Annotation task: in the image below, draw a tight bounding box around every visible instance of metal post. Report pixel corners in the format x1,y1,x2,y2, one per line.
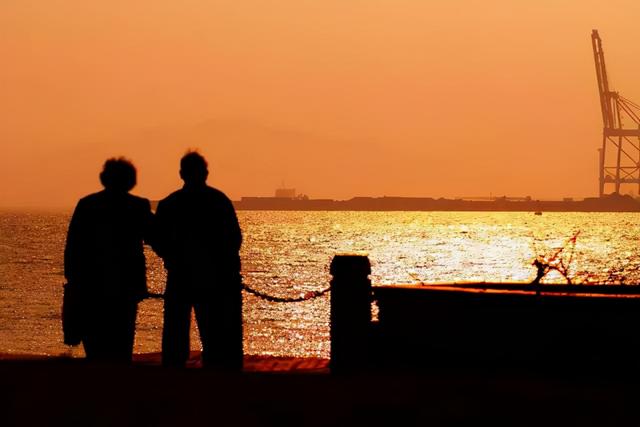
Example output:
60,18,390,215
329,254,372,373
599,147,604,197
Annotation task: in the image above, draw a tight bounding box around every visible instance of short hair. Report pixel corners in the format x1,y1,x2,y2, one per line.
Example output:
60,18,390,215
180,150,208,184
99,157,137,192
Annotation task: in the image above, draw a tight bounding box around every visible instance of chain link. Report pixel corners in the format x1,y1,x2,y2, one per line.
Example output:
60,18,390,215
241,283,331,303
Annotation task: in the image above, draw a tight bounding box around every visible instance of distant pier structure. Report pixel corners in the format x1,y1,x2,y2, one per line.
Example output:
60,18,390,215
592,30,640,197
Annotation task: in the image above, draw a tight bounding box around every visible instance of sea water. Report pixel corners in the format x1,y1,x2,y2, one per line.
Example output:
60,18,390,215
1,210,639,358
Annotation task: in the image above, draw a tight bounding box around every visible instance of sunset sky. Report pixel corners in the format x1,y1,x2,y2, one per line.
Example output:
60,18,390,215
2,1,640,208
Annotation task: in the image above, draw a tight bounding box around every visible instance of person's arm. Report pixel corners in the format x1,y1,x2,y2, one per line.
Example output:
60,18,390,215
221,196,242,278
225,197,242,253
149,199,169,260
141,198,155,248
64,200,85,283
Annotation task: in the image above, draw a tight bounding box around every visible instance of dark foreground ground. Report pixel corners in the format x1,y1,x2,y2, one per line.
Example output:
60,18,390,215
3,353,640,426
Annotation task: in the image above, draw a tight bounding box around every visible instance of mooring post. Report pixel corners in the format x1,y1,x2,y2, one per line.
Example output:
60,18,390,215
330,254,372,373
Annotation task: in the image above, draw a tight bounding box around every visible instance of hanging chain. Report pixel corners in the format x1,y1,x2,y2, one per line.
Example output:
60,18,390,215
143,283,331,303
241,283,331,303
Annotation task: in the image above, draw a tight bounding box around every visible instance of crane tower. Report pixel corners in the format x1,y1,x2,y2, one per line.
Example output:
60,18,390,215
592,30,640,196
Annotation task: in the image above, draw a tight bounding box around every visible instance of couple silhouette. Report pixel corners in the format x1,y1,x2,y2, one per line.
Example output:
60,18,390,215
64,151,243,370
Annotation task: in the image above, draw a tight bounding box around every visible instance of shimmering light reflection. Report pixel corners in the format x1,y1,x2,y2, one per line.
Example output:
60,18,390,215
239,211,640,357
1,211,640,358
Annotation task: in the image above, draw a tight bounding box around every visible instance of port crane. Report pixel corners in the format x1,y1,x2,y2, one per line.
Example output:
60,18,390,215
592,30,640,196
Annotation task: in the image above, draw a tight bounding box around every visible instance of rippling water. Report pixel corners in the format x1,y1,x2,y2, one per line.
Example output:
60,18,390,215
1,210,639,358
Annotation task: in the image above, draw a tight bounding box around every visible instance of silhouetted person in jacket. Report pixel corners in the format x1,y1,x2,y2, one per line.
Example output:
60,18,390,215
64,158,153,362
153,151,243,370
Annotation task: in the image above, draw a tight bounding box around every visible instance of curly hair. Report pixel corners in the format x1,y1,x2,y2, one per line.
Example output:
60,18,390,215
99,157,137,192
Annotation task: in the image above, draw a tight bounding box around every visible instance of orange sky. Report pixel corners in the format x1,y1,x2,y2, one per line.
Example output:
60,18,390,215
2,1,640,208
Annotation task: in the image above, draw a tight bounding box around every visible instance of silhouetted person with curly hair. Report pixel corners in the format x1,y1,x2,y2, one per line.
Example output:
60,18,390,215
64,158,153,362
153,151,243,370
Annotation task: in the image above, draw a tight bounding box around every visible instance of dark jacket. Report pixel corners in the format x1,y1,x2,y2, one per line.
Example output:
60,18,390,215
64,190,153,300
153,185,242,293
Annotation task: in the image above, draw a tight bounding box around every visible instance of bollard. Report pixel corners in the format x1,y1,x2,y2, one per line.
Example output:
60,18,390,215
330,254,372,373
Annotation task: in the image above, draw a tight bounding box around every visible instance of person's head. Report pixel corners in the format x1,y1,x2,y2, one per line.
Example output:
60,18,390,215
99,157,137,193
180,150,209,186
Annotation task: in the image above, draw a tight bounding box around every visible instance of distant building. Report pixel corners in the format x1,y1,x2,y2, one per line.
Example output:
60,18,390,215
275,188,296,199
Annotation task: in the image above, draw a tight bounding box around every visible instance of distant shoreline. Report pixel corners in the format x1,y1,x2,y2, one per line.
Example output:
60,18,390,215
226,193,640,213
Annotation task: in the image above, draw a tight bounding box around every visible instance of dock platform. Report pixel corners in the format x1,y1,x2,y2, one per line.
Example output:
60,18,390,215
3,352,640,426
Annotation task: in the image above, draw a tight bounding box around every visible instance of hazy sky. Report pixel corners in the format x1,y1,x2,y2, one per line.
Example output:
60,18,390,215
2,1,640,208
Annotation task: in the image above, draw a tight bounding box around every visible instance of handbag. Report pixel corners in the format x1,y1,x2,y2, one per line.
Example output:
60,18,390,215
61,282,84,346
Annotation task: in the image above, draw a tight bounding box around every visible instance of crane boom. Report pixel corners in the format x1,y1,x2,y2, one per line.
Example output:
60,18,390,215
592,31,614,129
591,30,640,196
